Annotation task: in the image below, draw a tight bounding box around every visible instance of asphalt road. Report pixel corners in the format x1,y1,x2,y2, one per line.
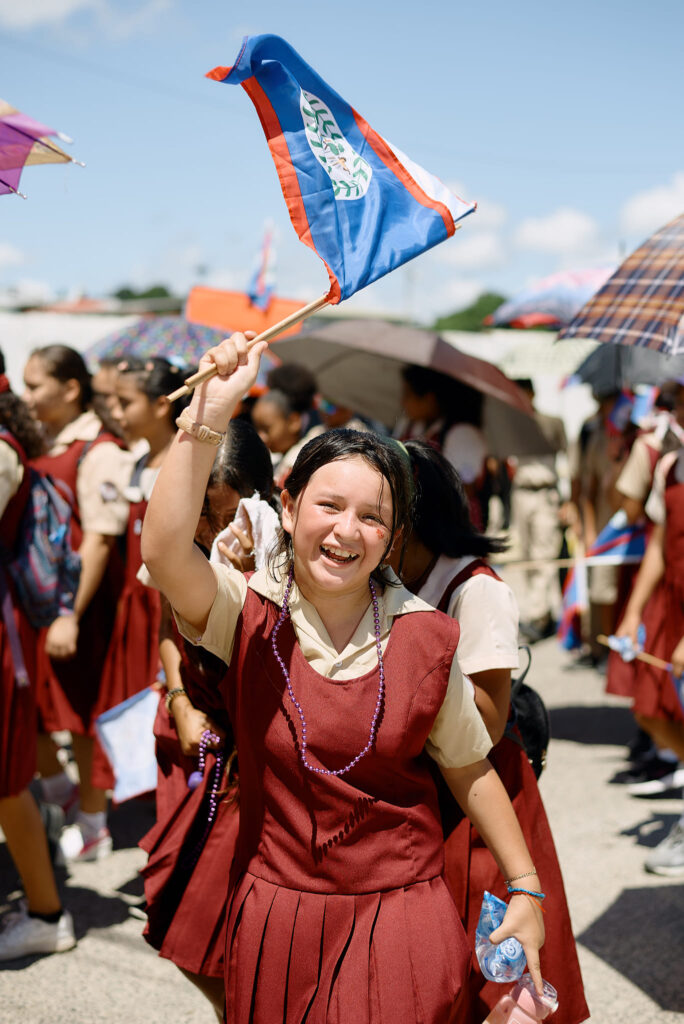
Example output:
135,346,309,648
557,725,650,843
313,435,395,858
1,635,683,1023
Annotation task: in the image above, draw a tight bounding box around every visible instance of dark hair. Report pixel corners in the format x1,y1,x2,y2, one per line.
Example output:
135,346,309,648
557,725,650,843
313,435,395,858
200,419,275,533
117,356,192,421
405,440,507,558
266,363,318,413
0,348,45,459
269,428,413,585
401,364,483,428
208,418,274,499
255,388,295,417
30,344,93,410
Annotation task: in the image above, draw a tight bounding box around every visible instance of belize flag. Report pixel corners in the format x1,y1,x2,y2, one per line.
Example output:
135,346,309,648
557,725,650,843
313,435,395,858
208,35,476,304
558,511,647,649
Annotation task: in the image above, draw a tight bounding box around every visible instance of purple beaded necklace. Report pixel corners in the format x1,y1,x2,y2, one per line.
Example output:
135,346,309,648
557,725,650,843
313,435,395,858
270,566,385,777
184,729,224,869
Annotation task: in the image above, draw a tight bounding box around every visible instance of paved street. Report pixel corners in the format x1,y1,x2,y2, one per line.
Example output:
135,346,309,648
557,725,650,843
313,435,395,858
1,635,683,1023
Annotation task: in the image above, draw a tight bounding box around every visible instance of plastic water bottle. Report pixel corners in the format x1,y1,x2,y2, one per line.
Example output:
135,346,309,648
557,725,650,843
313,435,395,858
475,891,526,983
483,973,559,1023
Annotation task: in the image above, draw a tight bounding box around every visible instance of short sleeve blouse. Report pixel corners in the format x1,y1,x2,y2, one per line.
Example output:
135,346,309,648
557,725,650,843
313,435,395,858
174,564,492,770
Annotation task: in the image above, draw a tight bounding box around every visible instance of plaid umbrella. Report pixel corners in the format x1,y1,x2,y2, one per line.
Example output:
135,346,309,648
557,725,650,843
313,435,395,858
0,99,81,198
559,213,684,354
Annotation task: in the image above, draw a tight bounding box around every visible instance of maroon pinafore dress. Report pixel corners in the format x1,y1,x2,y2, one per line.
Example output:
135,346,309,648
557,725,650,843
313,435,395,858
91,458,162,789
218,588,470,1024
437,560,589,1024
141,620,238,979
632,459,684,723
0,432,38,797
32,433,125,736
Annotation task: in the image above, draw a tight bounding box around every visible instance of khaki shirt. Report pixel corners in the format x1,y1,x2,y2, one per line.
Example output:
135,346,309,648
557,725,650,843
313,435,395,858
615,433,661,504
49,411,132,536
175,564,492,770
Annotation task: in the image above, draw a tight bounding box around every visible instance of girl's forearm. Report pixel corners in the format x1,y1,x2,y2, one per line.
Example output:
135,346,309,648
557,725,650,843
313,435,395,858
441,760,539,884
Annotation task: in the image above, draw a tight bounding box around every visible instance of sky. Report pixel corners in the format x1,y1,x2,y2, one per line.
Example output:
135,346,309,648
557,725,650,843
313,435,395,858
1,0,683,325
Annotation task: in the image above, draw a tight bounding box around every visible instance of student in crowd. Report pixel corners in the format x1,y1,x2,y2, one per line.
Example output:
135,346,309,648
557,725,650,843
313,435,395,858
396,365,487,526
23,344,131,862
142,417,275,1021
142,332,546,1024
251,362,324,488
90,358,190,792
0,359,76,959
395,440,589,1024
616,385,684,877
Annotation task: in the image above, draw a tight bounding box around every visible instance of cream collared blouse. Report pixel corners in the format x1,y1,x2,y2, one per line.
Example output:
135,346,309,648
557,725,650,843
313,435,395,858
175,564,492,770
48,410,132,536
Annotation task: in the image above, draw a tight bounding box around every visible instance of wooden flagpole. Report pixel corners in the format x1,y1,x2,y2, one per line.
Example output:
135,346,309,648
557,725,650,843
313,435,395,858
596,634,672,672
167,293,329,402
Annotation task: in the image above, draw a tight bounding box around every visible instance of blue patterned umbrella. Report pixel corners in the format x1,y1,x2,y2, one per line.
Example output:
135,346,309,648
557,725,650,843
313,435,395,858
85,315,277,391
85,316,230,368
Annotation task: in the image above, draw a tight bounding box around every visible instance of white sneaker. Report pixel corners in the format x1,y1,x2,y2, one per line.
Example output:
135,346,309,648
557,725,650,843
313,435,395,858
645,821,684,877
57,823,113,863
628,766,684,797
0,906,76,961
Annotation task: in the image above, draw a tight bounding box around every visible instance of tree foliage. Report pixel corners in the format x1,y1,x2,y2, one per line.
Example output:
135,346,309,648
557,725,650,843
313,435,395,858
432,292,506,332
113,284,173,301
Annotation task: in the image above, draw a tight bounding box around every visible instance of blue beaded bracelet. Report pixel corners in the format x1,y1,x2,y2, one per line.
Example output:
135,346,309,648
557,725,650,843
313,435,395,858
507,887,546,900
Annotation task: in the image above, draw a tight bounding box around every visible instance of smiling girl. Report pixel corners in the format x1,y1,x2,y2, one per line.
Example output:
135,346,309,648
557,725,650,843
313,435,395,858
142,333,545,1024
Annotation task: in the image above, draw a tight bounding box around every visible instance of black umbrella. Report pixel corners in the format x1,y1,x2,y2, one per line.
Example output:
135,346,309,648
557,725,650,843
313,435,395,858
572,343,684,397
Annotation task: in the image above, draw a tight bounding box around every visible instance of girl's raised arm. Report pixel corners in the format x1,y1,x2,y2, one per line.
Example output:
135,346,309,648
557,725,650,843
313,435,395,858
141,333,266,631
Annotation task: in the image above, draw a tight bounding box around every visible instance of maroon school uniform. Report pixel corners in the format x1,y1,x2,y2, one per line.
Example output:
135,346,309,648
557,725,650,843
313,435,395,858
436,562,589,1024
0,432,38,797
632,459,684,724
91,461,162,790
217,588,469,1024
32,435,124,736
141,620,236,978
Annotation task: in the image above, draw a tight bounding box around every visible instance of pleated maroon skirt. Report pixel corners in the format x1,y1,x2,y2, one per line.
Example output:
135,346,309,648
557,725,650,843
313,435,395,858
141,746,239,978
631,579,684,723
446,736,589,1024
0,608,37,798
225,871,468,1024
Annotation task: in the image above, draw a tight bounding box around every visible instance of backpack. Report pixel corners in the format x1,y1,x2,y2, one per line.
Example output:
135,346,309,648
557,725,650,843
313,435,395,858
1,463,82,629
509,645,551,779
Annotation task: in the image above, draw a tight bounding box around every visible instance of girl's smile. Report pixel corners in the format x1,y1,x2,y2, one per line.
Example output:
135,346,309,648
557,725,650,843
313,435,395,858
281,455,394,604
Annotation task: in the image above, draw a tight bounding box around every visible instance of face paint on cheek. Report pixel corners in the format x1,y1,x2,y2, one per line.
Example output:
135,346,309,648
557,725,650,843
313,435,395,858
376,528,385,539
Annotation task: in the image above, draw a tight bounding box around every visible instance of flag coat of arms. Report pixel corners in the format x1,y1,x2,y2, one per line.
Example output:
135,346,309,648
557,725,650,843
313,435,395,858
208,35,475,304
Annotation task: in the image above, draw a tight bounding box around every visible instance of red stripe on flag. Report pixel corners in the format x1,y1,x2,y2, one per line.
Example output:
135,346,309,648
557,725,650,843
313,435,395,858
351,109,455,236
240,77,341,304
206,65,233,81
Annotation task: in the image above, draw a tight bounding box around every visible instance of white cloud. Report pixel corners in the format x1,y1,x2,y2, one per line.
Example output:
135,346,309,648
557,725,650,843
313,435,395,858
0,0,170,35
433,278,484,315
439,231,506,271
515,207,600,255
619,172,684,237
0,0,99,29
0,242,25,269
